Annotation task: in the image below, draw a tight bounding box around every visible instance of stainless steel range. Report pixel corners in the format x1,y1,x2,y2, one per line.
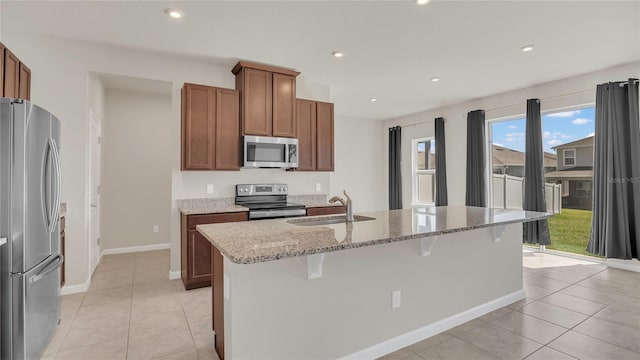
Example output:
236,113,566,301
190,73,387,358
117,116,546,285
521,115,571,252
236,184,306,220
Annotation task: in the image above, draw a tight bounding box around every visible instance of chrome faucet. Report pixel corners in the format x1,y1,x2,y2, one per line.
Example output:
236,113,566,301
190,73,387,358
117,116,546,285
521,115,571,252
329,190,354,222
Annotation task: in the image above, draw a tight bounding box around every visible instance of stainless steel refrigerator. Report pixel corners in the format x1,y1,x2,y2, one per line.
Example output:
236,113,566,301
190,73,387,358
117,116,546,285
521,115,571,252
1,98,63,360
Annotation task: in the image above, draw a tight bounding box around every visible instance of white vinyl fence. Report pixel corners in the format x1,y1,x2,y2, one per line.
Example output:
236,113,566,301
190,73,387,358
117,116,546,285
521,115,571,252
492,174,562,213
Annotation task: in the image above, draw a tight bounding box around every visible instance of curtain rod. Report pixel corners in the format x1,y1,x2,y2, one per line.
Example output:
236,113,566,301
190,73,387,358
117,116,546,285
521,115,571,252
617,79,639,87
399,88,595,128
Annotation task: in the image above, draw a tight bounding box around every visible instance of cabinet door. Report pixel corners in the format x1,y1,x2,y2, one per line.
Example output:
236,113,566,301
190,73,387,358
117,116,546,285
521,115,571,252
296,99,316,171
242,68,272,136
189,230,212,283
182,84,216,170
19,63,31,101
3,49,20,98
272,73,297,138
1,43,5,97
316,102,335,171
215,89,241,170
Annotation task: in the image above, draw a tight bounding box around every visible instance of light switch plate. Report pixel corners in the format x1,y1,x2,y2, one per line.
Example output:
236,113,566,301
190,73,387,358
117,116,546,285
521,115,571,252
392,290,401,309
153,225,159,233
315,183,321,192
206,184,214,194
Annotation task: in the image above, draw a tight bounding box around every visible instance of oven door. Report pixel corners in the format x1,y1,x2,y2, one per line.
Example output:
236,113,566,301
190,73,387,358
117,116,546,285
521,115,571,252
244,136,298,168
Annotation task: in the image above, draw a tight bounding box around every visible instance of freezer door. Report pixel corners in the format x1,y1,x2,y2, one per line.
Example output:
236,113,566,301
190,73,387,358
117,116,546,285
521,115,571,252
13,253,62,360
12,101,61,273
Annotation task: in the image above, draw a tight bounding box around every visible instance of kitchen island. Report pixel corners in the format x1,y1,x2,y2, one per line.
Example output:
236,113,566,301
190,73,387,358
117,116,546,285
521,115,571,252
197,206,551,360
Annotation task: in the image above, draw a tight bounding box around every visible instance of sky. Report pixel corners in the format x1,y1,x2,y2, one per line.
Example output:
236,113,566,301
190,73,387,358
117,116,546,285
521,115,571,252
491,107,595,153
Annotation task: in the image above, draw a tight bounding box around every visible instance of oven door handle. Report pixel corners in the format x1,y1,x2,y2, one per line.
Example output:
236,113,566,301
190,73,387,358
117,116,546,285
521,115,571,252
250,209,307,219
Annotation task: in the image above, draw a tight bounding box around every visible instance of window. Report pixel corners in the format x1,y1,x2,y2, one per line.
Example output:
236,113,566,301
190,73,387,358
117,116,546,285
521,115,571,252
412,138,436,204
563,149,576,166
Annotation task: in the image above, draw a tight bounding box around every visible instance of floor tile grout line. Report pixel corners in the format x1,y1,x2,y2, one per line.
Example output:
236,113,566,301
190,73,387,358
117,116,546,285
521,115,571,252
444,330,522,360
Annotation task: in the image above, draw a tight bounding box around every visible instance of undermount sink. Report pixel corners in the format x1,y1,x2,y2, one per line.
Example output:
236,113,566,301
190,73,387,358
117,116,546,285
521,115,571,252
287,215,376,226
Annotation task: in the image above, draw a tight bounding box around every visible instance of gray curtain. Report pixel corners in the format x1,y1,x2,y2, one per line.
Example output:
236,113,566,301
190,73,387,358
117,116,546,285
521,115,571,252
587,79,640,259
389,126,403,210
523,99,551,245
435,117,448,206
465,110,487,207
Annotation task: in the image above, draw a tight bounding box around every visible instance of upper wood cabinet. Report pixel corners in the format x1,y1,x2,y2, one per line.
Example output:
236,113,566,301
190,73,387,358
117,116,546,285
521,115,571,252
1,43,32,101
0,43,5,97
296,99,334,172
272,73,297,137
19,63,31,101
295,99,317,171
181,83,240,171
316,102,335,171
232,61,299,138
3,48,20,99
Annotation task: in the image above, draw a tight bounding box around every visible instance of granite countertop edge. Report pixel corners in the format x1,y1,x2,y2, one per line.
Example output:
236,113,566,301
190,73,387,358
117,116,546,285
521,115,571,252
198,211,553,265
178,195,341,215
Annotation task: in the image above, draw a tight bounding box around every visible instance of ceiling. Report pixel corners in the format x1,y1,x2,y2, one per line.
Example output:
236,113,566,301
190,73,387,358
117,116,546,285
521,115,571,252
2,1,639,120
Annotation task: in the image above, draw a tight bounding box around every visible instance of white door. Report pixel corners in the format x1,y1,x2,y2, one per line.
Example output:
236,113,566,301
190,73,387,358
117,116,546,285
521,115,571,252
89,111,102,273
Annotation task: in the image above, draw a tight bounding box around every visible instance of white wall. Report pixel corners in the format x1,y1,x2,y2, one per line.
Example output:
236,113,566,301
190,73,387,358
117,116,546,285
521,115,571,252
101,88,172,250
0,33,386,289
383,61,640,209
330,116,386,212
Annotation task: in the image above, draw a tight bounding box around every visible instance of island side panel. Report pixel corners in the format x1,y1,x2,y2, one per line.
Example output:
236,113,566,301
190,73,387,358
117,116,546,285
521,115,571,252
223,224,523,359
212,246,225,359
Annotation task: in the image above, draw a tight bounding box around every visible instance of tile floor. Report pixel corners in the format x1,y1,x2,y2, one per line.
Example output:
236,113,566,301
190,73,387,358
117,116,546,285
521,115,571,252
379,253,640,360
40,250,219,360
42,250,640,360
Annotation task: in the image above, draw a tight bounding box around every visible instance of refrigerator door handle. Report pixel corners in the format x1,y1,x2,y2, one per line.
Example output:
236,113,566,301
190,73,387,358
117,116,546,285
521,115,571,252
49,138,62,229
29,254,63,284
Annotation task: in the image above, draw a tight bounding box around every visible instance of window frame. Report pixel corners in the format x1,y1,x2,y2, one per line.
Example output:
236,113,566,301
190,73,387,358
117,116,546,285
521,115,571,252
563,148,576,166
411,137,436,206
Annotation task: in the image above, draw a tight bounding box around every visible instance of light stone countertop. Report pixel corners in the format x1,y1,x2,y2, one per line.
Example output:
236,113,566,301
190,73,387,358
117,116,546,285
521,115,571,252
197,206,553,264
178,194,340,215
177,198,248,215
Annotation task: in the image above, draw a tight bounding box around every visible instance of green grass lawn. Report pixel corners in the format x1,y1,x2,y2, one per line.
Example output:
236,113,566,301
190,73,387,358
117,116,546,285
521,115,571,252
546,209,596,257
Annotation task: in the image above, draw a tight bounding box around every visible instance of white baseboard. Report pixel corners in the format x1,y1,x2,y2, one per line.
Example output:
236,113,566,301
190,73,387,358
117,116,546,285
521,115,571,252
61,277,91,296
339,289,525,360
169,270,181,280
537,248,605,264
101,243,170,255
607,258,640,273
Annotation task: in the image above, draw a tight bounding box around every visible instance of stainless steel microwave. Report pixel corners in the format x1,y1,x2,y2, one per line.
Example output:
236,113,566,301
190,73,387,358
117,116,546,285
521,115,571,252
243,136,298,169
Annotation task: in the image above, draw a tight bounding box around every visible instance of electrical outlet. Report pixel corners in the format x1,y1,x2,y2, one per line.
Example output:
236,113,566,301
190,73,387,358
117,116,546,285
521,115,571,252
392,290,401,309
206,184,214,194
315,183,321,192
153,225,159,233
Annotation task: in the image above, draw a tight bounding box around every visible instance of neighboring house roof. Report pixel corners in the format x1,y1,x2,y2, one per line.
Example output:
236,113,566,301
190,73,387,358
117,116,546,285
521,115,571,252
544,170,593,179
492,145,557,167
552,135,594,150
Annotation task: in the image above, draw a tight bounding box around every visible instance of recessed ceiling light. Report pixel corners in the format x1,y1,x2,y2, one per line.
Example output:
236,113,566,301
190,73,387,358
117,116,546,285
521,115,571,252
370,98,377,102
431,77,440,82
332,51,344,58
165,8,184,19
416,0,430,5
521,44,535,52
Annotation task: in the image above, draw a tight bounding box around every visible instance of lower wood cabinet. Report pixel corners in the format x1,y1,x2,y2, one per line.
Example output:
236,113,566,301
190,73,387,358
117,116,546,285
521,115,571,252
306,206,346,216
181,212,248,290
